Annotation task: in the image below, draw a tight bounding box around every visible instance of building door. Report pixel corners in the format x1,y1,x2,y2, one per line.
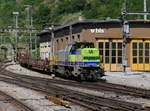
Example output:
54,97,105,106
144,40,150,71
131,40,150,71
98,40,123,72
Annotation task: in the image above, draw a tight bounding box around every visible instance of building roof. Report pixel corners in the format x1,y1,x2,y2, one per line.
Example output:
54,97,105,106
38,19,150,36
54,19,121,30
38,24,61,36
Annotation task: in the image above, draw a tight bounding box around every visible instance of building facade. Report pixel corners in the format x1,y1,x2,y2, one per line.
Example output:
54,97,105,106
39,19,150,72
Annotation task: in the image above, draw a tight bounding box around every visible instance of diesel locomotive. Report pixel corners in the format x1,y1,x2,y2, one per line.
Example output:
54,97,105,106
18,42,105,81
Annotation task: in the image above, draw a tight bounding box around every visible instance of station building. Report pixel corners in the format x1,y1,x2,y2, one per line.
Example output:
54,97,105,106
39,19,150,72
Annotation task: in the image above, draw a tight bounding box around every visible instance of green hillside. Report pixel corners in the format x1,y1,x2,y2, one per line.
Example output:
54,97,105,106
0,0,149,29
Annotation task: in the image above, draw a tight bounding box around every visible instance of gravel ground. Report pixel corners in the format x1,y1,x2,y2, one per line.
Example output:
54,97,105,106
1,62,88,111
104,72,150,90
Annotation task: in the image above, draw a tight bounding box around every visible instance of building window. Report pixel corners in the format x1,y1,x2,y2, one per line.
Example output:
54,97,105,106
145,43,149,49
112,50,116,56
77,34,80,41
118,57,122,64
112,57,116,63
132,50,137,56
112,42,116,48
133,58,137,64
105,57,109,63
117,42,122,64
66,37,68,44
99,42,103,62
145,57,149,64
99,41,122,65
139,42,143,49
72,36,74,40
133,42,137,49
139,57,143,63
56,39,59,50
105,50,109,56
145,42,150,64
105,42,109,49
99,42,103,49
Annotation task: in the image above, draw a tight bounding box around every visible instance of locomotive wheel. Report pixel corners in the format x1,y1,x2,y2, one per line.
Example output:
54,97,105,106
91,74,98,81
89,71,98,81
65,69,71,78
78,74,85,81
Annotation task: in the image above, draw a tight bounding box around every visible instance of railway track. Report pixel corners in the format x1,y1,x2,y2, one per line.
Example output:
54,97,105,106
0,75,149,111
0,89,33,111
0,63,150,111
2,69,150,99
0,63,33,111
1,62,150,99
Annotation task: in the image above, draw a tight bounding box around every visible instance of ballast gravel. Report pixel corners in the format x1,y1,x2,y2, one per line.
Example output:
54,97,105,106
104,72,150,90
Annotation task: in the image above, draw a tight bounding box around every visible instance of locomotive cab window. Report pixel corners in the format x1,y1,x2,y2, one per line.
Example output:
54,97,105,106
70,45,77,54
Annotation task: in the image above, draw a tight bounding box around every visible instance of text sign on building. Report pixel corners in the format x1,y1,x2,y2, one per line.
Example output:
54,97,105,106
90,28,104,34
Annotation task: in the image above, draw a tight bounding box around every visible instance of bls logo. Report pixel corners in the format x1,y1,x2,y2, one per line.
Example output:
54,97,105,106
90,28,104,34
89,50,93,54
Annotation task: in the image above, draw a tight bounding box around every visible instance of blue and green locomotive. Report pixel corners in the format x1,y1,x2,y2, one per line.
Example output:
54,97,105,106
54,42,104,81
